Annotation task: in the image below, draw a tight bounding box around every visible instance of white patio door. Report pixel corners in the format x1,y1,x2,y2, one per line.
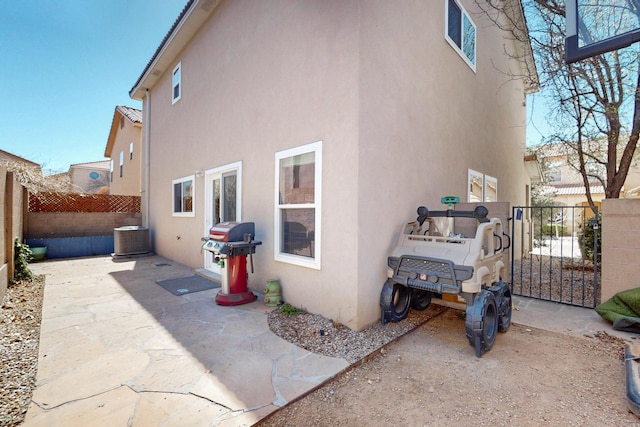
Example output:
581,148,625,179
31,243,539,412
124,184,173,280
204,162,242,273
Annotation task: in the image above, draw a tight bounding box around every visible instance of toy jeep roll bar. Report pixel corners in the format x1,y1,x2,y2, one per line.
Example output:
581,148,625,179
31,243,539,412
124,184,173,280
380,196,512,357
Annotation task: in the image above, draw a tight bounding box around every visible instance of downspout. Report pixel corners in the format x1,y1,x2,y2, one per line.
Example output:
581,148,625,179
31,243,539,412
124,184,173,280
143,89,151,233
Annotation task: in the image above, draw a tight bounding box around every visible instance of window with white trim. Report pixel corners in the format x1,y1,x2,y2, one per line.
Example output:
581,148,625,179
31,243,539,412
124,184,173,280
173,175,194,217
119,151,124,178
275,141,322,269
172,62,181,104
445,0,476,71
110,160,113,182
129,142,134,160
468,169,498,202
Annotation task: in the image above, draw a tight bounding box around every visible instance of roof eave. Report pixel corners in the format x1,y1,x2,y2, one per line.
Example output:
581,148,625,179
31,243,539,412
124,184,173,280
129,0,221,100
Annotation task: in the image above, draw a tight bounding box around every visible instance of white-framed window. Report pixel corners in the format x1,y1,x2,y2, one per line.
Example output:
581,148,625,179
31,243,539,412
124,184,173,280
110,160,114,182
173,175,194,217
129,142,134,160
172,62,182,104
468,169,498,203
119,151,124,178
275,141,322,270
445,0,476,71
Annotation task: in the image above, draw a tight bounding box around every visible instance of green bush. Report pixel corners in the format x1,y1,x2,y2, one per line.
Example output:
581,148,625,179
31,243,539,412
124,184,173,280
541,224,568,237
579,215,601,262
13,239,33,282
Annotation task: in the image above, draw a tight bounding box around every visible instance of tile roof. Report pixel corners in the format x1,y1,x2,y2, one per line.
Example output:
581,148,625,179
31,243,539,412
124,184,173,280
548,183,605,196
116,105,142,124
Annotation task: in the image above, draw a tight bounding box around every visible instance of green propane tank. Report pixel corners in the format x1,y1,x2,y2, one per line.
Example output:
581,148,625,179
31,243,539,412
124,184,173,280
264,279,282,307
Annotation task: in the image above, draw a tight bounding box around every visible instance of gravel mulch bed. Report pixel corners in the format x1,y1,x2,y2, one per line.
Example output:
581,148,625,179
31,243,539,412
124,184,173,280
268,303,448,363
0,276,44,427
512,256,600,308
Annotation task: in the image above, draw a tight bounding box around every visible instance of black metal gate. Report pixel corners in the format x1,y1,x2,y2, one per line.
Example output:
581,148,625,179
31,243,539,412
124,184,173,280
510,205,600,308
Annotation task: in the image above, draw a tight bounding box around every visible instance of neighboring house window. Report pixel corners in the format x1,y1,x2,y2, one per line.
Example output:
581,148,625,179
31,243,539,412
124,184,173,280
129,142,134,160
275,141,322,269
468,169,498,203
445,0,476,71
119,151,124,178
172,62,181,104
120,116,125,129
110,160,114,182
547,161,562,182
173,175,194,216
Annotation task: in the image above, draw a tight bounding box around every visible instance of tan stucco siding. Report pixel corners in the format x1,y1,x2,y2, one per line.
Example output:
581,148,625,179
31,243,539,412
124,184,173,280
354,0,530,325
145,0,361,324
141,0,532,330
109,116,142,196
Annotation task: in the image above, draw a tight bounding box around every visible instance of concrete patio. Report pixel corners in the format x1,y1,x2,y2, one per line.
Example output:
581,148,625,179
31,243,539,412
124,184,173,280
22,255,348,426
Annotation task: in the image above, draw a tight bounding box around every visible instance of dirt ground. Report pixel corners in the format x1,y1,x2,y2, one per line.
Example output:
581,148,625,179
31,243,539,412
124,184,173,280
259,309,638,427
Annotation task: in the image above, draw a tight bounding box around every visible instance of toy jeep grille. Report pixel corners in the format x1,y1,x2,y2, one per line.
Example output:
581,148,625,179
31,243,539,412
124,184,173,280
399,258,452,277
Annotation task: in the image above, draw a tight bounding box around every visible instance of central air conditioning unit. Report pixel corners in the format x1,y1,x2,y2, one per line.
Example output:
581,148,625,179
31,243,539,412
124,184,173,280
113,226,150,256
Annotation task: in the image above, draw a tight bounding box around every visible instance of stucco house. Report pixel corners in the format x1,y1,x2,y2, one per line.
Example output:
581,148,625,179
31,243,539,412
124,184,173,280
68,160,111,194
129,0,538,330
104,105,143,196
535,140,640,230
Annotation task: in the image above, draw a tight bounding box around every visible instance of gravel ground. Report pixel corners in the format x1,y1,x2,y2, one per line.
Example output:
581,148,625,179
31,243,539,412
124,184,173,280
268,304,448,363
0,276,44,427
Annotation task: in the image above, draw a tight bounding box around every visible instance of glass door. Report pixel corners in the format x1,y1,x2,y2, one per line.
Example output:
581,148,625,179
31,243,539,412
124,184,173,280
204,163,241,273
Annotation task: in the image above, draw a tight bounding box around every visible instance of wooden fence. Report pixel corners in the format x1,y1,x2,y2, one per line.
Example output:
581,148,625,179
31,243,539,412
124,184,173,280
29,192,140,213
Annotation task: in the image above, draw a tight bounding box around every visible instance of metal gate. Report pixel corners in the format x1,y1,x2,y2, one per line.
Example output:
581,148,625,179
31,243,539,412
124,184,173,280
510,205,600,308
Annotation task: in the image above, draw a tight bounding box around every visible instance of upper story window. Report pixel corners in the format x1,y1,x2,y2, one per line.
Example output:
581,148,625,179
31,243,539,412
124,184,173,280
172,62,181,104
110,160,114,182
275,141,322,270
129,142,134,160
173,175,194,217
119,151,124,178
445,0,476,71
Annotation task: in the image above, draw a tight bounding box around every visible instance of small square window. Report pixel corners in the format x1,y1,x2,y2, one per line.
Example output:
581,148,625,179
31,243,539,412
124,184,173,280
173,175,194,216
172,62,181,104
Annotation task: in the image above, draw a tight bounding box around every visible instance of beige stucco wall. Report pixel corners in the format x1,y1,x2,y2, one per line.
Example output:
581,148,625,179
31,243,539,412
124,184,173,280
109,115,142,196
601,199,640,302
139,0,531,330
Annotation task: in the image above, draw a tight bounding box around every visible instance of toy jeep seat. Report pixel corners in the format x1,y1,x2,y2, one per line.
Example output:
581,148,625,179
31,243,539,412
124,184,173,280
380,197,512,357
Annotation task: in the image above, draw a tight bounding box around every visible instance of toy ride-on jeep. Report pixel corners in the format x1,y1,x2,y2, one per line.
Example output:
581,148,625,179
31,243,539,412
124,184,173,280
380,196,512,357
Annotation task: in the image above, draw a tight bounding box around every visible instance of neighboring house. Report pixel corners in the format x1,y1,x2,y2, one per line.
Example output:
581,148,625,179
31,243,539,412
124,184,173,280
68,161,111,194
0,149,41,171
129,0,538,330
104,105,143,196
536,141,640,208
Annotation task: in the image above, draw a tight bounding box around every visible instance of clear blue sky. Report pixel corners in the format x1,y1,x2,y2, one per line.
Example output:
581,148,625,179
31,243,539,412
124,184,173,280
0,1,186,173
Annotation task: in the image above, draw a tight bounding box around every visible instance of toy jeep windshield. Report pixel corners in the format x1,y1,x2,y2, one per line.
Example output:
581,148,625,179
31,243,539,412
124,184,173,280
380,196,512,357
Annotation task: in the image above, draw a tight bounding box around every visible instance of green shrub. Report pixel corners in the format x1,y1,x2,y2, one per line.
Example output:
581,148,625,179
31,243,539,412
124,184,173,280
541,224,568,237
579,215,601,262
13,239,33,282
279,303,305,316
